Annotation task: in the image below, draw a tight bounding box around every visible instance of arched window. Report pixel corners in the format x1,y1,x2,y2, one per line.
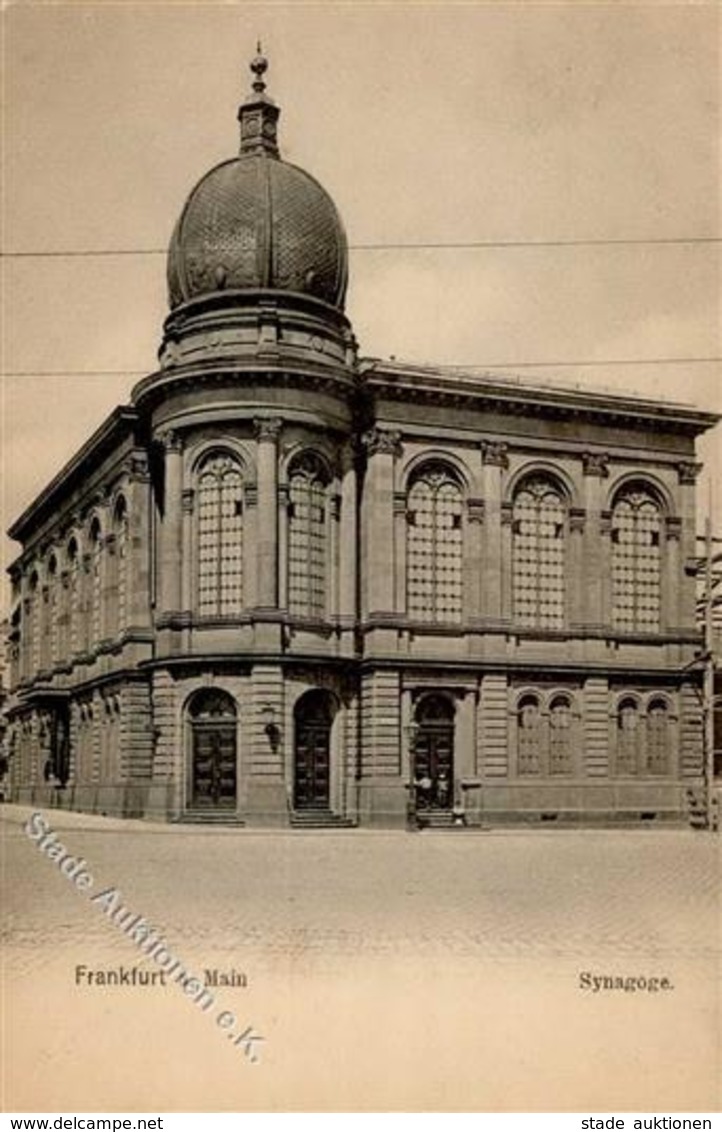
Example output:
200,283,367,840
46,556,59,668
114,497,129,634
66,539,80,656
406,463,463,623
611,484,662,632
88,518,103,646
646,699,670,775
517,694,542,775
616,697,640,775
549,695,573,775
196,452,245,616
106,497,128,637
27,572,40,676
512,475,566,629
288,452,329,619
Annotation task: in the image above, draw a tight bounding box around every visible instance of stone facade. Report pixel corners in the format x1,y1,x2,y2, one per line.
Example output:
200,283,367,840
3,54,718,828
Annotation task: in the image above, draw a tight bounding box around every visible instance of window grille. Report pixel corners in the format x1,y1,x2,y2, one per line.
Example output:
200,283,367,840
611,486,661,632
512,476,566,628
549,696,573,774
197,453,244,615
288,453,328,618
407,464,463,622
518,695,542,774
617,698,640,774
645,699,670,775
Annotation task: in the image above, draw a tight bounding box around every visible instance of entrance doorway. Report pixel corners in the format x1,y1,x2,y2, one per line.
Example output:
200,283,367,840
413,694,455,811
294,690,334,809
188,689,237,810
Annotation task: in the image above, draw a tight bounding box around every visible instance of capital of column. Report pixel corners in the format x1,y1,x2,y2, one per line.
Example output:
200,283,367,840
677,461,703,485
582,452,609,478
159,429,184,454
362,427,402,458
467,498,485,524
665,515,683,541
569,507,586,533
254,417,283,443
181,488,195,514
480,441,509,469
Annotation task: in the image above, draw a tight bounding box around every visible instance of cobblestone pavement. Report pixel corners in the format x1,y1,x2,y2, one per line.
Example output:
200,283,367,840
2,805,720,1112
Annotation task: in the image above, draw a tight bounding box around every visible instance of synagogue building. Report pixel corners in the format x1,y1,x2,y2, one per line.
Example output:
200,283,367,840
4,53,718,828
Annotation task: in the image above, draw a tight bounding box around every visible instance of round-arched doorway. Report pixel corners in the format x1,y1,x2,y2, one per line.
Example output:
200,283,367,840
413,694,455,812
187,689,238,810
293,690,335,810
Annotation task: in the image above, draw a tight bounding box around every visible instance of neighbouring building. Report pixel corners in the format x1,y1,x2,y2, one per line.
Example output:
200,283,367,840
3,52,719,828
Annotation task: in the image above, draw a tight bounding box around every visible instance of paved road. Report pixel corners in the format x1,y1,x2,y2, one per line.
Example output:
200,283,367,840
2,805,720,1112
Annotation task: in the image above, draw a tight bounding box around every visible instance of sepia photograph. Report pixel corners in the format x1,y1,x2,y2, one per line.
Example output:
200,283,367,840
1,0,720,1115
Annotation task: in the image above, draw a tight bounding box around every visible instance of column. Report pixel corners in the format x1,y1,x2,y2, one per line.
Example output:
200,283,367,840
361,427,401,618
677,461,702,630
125,452,152,629
581,452,608,630
338,445,358,624
158,430,184,618
254,418,282,610
181,488,194,614
480,441,508,624
664,516,682,632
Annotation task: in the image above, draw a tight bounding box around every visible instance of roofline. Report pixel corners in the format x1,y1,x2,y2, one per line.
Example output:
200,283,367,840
359,358,720,433
7,404,140,546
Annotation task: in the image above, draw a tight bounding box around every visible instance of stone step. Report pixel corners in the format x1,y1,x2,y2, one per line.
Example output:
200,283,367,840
174,811,245,827
290,809,356,829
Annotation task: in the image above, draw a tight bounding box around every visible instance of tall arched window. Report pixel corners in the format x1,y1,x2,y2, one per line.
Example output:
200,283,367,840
196,452,245,615
549,695,573,775
646,699,670,775
611,484,662,632
46,556,59,668
517,694,542,775
66,538,80,657
27,572,40,676
616,697,640,775
288,452,329,619
512,475,566,629
108,496,128,636
406,463,463,623
88,518,103,646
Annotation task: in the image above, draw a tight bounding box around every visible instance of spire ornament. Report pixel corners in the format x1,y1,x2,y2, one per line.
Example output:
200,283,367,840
238,44,280,158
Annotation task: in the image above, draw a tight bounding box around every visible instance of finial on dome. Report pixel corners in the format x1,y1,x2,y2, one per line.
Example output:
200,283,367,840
250,42,268,95
238,43,280,158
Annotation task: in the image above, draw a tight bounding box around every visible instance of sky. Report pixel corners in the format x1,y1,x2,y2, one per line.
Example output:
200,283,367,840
2,0,720,612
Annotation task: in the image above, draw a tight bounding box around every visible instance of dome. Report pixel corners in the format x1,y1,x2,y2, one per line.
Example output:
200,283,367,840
167,51,348,313
167,156,348,311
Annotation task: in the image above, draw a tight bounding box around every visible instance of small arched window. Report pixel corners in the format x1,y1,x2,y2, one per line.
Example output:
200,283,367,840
611,484,662,632
646,698,670,775
617,697,640,775
288,452,330,619
512,475,566,629
517,694,542,775
407,462,463,623
196,452,245,616
549,695,573,775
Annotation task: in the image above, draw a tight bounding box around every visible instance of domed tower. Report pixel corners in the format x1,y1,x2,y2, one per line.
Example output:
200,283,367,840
131,52,361,826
